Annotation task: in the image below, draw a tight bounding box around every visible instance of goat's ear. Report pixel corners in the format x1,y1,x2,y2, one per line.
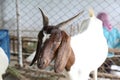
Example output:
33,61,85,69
56,10,84,29
54,31,71,73
65,48,75,71
39,8,49,26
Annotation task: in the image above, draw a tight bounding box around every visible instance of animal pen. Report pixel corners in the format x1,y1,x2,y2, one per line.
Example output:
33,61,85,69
1,0,120,80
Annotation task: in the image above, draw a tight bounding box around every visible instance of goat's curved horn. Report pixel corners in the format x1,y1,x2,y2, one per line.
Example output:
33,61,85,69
39,8,49,26
56,10,84,29
89,8,95,17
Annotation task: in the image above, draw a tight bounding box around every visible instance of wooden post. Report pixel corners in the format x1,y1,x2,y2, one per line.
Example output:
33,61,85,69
15,0,23,67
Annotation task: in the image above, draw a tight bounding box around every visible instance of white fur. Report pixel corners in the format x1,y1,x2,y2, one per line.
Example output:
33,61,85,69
41,31,51,47
26,51,36,62
69,16,108,80
0,47,9,80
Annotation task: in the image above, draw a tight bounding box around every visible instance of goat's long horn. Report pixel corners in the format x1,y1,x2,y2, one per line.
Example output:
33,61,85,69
56,10,84,28
39,8,49,26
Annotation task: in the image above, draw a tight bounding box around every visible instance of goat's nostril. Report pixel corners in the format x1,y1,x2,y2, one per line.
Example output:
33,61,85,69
37,59,48,69
40,60,46,66
42,61,45,65
43,60,46,65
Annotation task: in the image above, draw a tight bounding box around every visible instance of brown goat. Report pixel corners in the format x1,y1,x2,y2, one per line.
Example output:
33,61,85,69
30,8,83,72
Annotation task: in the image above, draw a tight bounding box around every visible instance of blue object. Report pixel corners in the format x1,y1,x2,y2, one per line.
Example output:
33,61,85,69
0,29,10,62
107,53,114,58
103,27,120,57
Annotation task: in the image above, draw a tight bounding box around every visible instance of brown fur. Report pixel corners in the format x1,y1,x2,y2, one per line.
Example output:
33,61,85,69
54,31,75,73
37,29,62,69
65,48,75,71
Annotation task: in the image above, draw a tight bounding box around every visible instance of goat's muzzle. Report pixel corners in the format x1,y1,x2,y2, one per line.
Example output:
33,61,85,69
37,58,48,69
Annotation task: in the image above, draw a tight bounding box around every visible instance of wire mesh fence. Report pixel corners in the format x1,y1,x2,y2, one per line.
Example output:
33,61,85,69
1,0,120,37
1,0,120,79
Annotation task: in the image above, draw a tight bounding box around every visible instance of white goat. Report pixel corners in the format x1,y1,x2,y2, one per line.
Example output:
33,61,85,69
69,9,108,80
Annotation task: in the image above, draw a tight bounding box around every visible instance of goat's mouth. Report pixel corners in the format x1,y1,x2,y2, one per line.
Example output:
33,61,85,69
37,59,49,69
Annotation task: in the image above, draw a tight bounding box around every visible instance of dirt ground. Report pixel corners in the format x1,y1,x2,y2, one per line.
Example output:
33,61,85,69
4,54,117,80
3,68,70,80
3,55,70,80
